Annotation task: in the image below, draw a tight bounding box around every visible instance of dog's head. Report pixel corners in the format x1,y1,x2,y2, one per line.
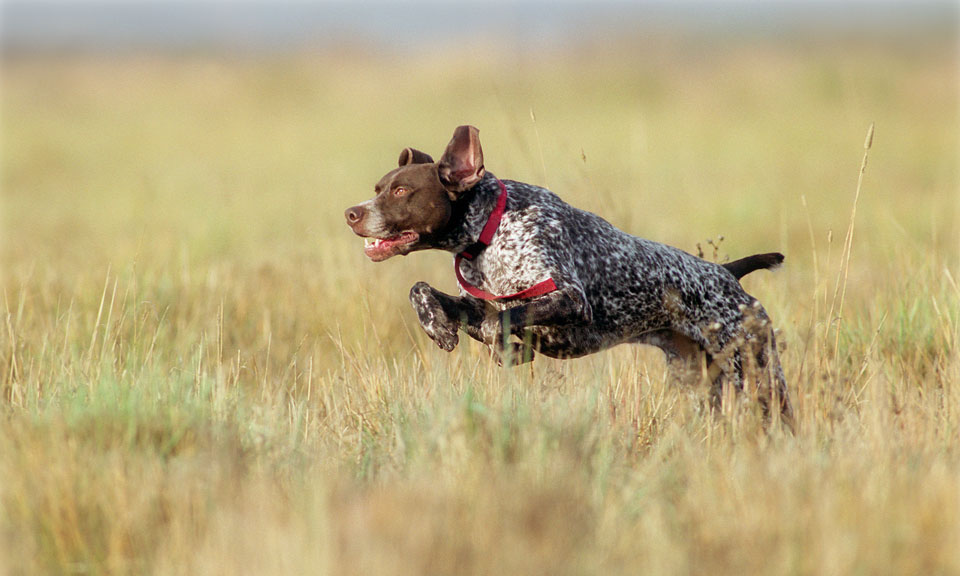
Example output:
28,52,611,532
345,125,485,261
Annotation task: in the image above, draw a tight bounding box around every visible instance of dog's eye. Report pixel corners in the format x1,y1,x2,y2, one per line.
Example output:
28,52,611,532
393,187,410,197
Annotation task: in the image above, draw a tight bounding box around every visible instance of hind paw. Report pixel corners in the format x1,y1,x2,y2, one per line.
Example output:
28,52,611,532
492,342,536,366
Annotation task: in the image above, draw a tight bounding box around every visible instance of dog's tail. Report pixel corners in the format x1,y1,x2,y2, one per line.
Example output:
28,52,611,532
723,252,784,280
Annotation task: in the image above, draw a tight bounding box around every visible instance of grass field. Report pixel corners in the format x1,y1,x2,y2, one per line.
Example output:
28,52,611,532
2,32,959,575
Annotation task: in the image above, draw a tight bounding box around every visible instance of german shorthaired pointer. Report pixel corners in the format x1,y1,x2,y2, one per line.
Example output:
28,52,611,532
345,126,793,425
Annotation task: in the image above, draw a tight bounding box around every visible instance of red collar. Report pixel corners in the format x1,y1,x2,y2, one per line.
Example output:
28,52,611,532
454,179,558,301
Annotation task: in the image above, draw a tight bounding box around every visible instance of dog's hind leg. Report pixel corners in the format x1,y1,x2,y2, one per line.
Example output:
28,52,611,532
742,326,795,432
700,322,795,433
637,329,731,401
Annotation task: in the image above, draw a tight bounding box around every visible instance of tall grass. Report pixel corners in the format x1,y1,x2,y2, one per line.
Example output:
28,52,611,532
2,35,958,574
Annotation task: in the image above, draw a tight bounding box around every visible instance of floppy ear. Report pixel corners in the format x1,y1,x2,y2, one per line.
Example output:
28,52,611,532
398,148,434,166
438,125,484,196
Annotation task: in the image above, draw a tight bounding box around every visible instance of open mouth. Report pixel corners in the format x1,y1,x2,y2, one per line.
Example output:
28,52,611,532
362,231,419,261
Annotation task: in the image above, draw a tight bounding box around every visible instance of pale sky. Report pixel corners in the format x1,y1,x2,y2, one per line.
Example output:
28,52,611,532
2,1,955,52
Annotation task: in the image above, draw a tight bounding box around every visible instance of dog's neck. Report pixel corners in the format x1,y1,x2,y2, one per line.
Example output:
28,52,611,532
433,171,503,254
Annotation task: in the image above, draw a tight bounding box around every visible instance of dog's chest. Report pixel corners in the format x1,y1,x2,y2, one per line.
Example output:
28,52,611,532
456,209,555,304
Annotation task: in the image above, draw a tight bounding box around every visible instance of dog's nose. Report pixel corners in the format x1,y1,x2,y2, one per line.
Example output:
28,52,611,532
345,206,365,226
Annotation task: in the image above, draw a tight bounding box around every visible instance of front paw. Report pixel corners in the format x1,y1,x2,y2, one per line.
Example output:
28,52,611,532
482,314,535,366
493,342,536,366
481,314,504,349
410,282,459,352
431,326,459,351
418,316,459,351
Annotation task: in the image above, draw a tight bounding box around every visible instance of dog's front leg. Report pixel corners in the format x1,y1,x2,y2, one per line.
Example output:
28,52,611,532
409,282,486,351
482,286,592,364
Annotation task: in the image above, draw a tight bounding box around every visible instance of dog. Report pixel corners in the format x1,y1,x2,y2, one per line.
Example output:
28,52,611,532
345,125,793,425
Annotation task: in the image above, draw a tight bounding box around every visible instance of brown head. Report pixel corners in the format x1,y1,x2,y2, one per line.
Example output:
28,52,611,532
345,125,485,261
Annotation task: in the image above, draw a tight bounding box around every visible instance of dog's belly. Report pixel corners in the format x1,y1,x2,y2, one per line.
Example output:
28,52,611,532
523,294,677,359
530,324,710,363
528,325,628,359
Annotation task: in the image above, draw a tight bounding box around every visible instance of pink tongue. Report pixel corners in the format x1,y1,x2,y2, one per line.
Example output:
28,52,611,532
368,238,396,254
364,233,416,258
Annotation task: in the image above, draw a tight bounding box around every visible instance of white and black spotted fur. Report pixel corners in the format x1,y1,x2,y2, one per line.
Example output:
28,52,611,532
345,126,793,425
